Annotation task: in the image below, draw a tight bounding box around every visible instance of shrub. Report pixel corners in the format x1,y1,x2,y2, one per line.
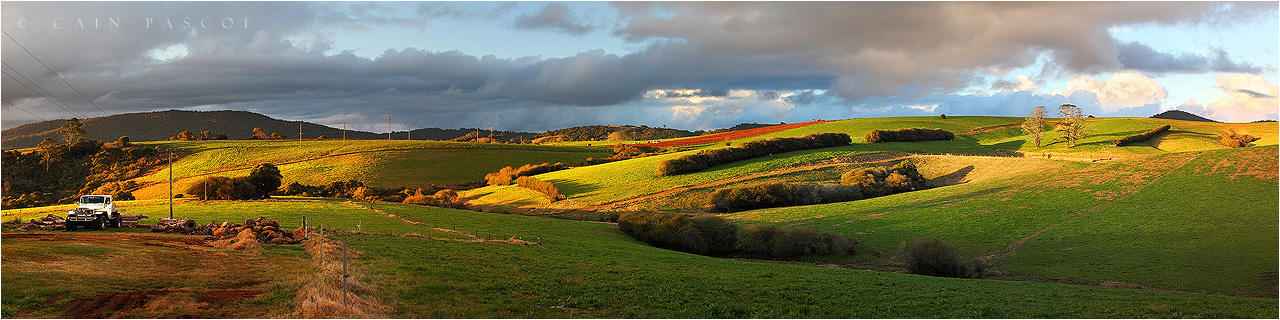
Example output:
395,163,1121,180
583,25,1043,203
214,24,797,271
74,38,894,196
656,133,851,176
515,176,563,200
403,189,467,208
484,162,568,186
709,183,864,212
187,176,258,200
1113,125,1170,146
617,212,854,258
864,128,955,143
840,161,927,195
901,237,975,278
1219,130,1260,148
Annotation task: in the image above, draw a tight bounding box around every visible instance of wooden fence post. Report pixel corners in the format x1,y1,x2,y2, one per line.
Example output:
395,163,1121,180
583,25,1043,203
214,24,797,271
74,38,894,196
342,239,349,307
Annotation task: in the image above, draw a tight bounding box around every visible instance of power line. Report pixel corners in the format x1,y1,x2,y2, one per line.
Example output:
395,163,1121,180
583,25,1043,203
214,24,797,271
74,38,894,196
1,98,50,121
2,71,87,119
2,63,85,118
2,30,110,117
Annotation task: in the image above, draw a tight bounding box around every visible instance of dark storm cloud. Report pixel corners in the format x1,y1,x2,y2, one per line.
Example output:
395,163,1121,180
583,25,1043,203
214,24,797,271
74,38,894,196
1116,42,1261,73
1,2,1275,131
512,3,596,35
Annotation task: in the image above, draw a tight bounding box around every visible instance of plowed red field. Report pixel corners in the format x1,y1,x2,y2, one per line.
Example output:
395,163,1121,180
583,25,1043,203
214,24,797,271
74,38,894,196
635,120,829,148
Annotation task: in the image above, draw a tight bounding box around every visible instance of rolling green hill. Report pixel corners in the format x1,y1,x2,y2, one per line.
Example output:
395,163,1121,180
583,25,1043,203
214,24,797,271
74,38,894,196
126,139,611,199
3,200,1274,317
0,109,539,150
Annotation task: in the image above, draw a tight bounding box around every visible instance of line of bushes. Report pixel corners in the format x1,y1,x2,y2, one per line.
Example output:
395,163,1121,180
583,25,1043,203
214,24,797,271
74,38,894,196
516,176,564,201
710,183,864,212
402,189,467,208
709,161,928,212
584,144,666,165
1112,125,1170,146
864,128,955,143
617,212,855,258
187,164,282,200
484,162,568,186
656,133,851,176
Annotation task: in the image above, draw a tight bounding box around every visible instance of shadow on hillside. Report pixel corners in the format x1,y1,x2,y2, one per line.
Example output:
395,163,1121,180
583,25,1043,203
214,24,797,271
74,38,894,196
545,179,603,196
928,165,975,187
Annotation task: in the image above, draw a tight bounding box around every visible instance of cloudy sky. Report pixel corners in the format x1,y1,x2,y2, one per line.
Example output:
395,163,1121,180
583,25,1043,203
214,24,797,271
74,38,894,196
1,1,1277,132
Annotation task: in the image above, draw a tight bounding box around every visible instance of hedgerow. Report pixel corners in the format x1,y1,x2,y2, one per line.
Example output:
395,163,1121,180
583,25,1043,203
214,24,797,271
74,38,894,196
709,183,865,212
484,162,568,186
516,176,564,201
1113,125,1170,146
617,212,855,258
656,133,851,176
864,128,955,143
708,161,928,212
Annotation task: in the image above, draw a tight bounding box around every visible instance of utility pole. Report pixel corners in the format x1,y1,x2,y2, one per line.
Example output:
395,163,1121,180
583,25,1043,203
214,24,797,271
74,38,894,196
168,151,173,219
406,121,411,140
387,116,391,140
342,121,346,140
298,121,303,142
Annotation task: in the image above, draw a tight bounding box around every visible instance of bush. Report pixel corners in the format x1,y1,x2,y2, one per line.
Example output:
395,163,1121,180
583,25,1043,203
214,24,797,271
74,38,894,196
864,128,955,143
484,162,568,186
709,183,864,212
186,164,280,200
403,189,467,208
1113,125,1170,146
515,176,563,200
901,238,977,278
839,161,927,195
657,133,851,176
1219,130,1261,148
617,212,854,258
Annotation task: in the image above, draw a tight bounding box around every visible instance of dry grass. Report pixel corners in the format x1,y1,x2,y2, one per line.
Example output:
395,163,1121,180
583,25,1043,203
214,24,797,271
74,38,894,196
293,235,389,318
208,228,263,250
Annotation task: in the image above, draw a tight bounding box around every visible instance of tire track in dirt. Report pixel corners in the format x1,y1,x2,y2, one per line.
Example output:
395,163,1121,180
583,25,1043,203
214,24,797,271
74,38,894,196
585,152,913,210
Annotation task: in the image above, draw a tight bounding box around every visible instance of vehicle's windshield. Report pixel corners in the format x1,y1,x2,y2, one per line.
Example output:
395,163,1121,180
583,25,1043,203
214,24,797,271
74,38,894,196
79,196,106,204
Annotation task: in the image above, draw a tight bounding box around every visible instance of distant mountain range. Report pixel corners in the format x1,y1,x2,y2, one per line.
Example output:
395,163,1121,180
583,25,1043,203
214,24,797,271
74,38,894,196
1,109,775,150
0,110,538,150
1150,110,1217,122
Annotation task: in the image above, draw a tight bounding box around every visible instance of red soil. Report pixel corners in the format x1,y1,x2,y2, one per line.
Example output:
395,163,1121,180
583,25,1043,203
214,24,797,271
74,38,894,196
632,120,830,148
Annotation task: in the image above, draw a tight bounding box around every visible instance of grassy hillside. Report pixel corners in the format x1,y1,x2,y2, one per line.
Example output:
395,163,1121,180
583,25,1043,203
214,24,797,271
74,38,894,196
0,109,537,150
127,140,611,199
725,146,1278,297
466,116,1277,209
3,200,1275,318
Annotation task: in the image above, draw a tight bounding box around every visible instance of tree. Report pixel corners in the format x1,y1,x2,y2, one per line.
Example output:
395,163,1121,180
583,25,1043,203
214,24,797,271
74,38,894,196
246,163,283,198
58,118,86,145
251,127,269,139
1058,104,1087,147
171,130,198,141
1021,106,1047,147
200,130,215,140
35,138,66,171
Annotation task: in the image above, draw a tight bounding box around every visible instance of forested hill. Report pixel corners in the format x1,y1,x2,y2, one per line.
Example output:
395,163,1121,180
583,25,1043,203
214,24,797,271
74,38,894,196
0,110,535,149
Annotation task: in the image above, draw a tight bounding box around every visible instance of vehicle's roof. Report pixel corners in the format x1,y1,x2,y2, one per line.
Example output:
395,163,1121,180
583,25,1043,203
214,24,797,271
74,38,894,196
81,195,111,197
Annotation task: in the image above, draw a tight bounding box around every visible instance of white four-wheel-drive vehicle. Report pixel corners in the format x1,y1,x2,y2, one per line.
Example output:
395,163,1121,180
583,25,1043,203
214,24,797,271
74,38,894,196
65,195,121,231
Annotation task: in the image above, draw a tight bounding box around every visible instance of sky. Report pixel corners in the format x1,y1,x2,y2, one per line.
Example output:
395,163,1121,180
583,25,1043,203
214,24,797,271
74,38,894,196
1,1,1277,133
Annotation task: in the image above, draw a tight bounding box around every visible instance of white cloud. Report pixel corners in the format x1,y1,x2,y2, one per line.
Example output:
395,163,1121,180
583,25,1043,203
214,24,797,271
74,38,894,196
1204,74,1279,122
1053,72,1167,112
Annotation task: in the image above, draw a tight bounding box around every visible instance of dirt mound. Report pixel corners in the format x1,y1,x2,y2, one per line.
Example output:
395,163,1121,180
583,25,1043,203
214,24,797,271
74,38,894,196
210,228,262,250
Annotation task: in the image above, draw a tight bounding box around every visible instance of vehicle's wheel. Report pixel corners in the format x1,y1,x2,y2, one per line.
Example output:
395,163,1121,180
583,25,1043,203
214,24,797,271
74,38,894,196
65,222,75,231
97,217,107,230
111,217,122,228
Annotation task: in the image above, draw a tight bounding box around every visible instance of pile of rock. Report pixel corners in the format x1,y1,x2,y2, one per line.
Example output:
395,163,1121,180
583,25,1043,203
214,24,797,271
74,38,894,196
151,218,203,234
209,217,306,245
17,214,65,231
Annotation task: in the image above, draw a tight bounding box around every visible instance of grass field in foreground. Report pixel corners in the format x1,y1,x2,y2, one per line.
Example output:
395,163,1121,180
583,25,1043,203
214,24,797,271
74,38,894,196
127,139,611,199
3,200,1275,317
725,146,1279,297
